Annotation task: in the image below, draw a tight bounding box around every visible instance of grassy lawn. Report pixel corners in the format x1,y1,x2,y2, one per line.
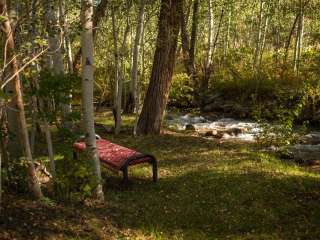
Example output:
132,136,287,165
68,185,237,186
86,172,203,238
1,114,320,240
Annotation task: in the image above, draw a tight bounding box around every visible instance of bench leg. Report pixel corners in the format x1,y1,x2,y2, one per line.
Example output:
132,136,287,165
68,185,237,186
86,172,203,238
73,151,78,160
152,159,158,182
122,166,129,182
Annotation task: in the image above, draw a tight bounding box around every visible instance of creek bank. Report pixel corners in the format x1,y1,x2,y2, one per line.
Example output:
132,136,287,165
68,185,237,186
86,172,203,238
166,113,320,166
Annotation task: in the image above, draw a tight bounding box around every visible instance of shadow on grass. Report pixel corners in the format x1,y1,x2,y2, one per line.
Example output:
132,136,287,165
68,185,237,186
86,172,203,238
100,169,320,239
22,130,320,239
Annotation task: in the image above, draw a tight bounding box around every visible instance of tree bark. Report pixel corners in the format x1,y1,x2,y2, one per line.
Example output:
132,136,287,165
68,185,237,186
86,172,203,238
253,0,264,71
284,14,299,63
111,5,131,135
0,0,43,199
189,0,199,74
201,0,214,94
259,14,269,67
43,0,71,121
5,5,21,160
294,1,304,75
126,0,145,114
136,0,182,135
59,0,73,75
80,0,104,202
179,0,199,103
111,8,122,135
73,0,108,73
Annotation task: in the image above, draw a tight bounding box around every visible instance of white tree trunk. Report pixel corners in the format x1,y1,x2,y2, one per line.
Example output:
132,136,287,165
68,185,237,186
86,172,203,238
80,0,104,202
259,14,269,67
253,0,264,71
112,7,130,135
294,2,304,75
128,0,145,113
205,0,214,71
111,9,121,135
44,0,71,118
59,0,74,75
223,8,232,61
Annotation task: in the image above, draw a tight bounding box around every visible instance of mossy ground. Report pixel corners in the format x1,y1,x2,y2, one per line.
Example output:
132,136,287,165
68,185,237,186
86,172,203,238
1,113,320,240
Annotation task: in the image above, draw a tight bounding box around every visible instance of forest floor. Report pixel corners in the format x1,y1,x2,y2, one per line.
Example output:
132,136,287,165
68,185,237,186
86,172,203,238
1,113,320,240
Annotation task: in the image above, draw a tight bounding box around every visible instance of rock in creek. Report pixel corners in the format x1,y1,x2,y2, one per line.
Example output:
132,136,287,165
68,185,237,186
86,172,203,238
287,144,320,165
303,132,320,145
185,124,196,131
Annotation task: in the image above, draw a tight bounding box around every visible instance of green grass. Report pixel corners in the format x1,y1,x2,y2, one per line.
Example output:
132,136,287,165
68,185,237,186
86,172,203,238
2,113,320,240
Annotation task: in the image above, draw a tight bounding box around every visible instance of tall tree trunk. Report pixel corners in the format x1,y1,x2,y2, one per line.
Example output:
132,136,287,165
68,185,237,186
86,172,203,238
223,7,232,62
80,0,104,202
253,0,264,71
5,4,21,160
294,1,304,75
133,18,145,136
189,0,199,72
111,8,122,135
0,0,43,199
201,0,214,94
180,0,192,75
284,14,299,64
43,0,64,74
126,0,145,114
59,0,73,118
73,0,108,73
179,0,199,103
136,0,182,135
111,5,130,135
259,14,269,67
59,0,73,75
200,7,224,95
43,0,70,120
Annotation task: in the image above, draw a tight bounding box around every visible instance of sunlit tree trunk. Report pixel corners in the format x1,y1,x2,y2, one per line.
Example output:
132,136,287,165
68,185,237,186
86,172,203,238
5,3,21,160
80,0,104,202
73,0,108,73
59,0,73,118
284,14,299,64
133,18,145,136
43,0,70,119
126,0,145,114
111,8,122,135
59,0,73,75
253,0,264,71
259,14,269,67
111,5,130,135
136,0,182,135
0,0,43,199
223,7,232,62
179,0,199,103
201,0,214,93
294,1,304,75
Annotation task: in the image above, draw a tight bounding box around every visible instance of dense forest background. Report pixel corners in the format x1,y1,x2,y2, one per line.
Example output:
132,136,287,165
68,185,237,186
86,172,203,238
1,0,320,239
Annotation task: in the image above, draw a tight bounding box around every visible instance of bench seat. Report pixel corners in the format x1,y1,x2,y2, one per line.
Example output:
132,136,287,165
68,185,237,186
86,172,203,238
73,139,158,182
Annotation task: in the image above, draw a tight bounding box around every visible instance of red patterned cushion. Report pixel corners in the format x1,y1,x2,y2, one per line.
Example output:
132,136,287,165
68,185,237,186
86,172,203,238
73,139,151,171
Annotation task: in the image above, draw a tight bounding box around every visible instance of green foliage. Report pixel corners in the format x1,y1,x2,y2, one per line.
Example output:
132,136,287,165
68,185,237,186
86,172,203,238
25,71,82,127
169,73,194,108
2,158,29,194
55,151,101,202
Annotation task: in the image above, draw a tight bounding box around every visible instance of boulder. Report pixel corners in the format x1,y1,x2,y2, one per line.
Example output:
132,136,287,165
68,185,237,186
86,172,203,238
287,144,320,165
303,132,320,145
204,130,218,137
185,124,196,131
222,133,232,139
225,127,246,136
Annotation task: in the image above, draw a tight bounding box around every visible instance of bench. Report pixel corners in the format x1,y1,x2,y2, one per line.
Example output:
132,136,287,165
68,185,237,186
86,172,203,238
73,135,158,182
